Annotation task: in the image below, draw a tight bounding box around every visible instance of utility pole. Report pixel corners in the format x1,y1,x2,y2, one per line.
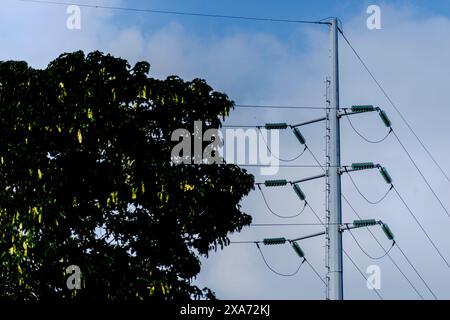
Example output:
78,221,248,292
258,18,395,301
327,17,344,300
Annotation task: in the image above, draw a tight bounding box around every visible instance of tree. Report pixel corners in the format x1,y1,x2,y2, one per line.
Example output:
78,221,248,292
0,51,254,300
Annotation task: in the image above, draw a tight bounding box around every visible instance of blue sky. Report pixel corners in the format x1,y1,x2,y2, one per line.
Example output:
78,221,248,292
2,0,450,300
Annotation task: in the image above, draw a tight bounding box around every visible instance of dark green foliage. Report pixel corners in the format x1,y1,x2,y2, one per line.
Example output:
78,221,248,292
0,51,254,300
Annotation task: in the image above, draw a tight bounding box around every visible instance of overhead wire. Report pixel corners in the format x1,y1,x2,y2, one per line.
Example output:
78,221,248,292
257,184,308,219
338,27,450,183
234,104,328,110
344,169,393,205
17,0,330,25
257,127,308,162
346,227,395,260
344,110,392,144
305,259,327,286
309,146,429,299
256,243,305,277
343,250,384,300
391,129,450,219
251,222,338,227
395,242,438,300
392,185,450,269
342,195,427,300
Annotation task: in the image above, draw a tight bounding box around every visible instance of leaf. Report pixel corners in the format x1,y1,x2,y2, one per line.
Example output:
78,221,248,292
77,129,83,144
139,85,147,99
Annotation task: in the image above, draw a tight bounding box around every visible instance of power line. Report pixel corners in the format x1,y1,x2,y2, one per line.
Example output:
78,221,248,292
17,0,330,25
306,202,325,226
306,185,383,300
346,227,395,260
338,27,450,183
391,129,450,219
256,243,305,277
305,197,384,299
230,240,259,244
306,146,326,169
309,135,440,299
257,185,307,219
305,259,327,286
237,164,336,168
251,223,337,227
222,125,258,128
392,185,450,269
344,111,392,144
344,170,393,205
395,242,438,300
298,188,382,299
343,250,384,300
342,195,425,300
342,194,427,300
309,146,428,299
258,128,308,162
235,104,328,110
170,163,337,168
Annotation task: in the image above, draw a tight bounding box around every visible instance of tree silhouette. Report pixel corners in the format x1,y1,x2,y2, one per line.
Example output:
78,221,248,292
0,51,254,300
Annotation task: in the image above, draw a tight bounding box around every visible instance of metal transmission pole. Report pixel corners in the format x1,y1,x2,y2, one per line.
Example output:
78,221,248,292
327,17,344,300
257,18,396,301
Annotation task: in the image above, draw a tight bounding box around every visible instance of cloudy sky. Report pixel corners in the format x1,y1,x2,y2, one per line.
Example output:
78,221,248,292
2,0,450,300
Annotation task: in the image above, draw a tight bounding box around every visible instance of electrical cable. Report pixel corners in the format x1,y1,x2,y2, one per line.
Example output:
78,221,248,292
345,169,393,205
343,250,384,300
251,223,338,227
392,185,450,269
257,185,307,219
306,145,326,169
305,259,327,286
240,164,339,168
391,129,450,219
305,195,385,299
18,0,330,25
338,28,450,183
257,127,308,162
342,194,427,300
235,104,328,110
344,110,392,143
306,202,325,225
346,227,395,260
395,242,439,300
309,146,428,299
256,243,305,277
